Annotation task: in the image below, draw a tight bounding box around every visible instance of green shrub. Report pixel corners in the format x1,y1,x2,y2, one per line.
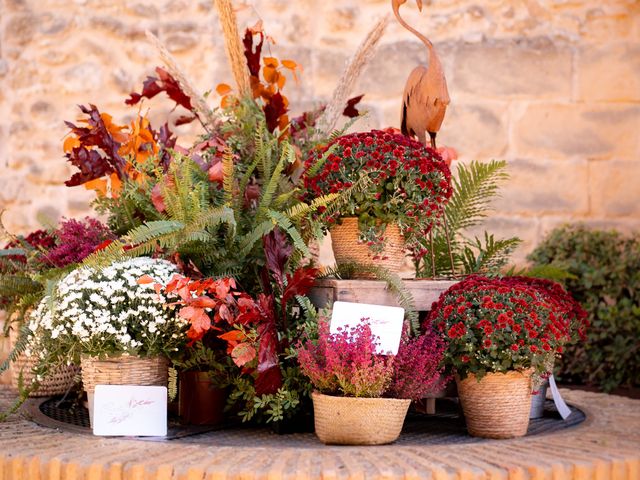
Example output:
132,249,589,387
528,225,640,392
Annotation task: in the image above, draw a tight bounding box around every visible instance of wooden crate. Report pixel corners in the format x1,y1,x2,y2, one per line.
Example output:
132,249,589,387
309,278,458,312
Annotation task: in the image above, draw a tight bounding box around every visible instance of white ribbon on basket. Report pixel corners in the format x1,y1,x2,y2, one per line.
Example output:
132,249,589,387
548,375,572,420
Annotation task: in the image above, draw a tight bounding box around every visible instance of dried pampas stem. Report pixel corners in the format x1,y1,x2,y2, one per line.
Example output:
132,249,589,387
145,30,219,132
317,15,390,136
214,0,251,98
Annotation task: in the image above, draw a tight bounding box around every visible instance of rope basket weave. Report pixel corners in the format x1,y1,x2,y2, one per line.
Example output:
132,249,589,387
80,355,169,394
456,369,534,439
330,217,406,279
311,391,410,445
9,325,79,397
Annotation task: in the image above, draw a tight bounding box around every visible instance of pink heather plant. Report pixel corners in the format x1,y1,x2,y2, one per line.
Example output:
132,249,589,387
387,333,448,400
43,217,114,268
297,319,446,400
297,320,394,397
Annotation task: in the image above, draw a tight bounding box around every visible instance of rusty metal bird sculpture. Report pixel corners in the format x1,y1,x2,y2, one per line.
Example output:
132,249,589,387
393,0,450,149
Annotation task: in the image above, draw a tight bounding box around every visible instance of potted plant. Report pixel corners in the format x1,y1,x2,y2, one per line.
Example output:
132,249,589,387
427,275,587,438
0,217,114,397
302,129,452,277
24,256,187,423
296,319,446,445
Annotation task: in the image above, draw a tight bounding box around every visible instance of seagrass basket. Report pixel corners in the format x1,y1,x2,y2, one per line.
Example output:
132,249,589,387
330,217,406,278
311,391,410,445
80,355,169,394
456,369,534,439
81,355,169,424
9,325,80,397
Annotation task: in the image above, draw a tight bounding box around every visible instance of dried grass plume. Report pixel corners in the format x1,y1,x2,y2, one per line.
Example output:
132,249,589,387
145,30,219,132
317,15,390,136
214,0,252,98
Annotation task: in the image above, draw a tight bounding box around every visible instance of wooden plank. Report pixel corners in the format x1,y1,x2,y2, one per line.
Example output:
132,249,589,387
310,279,457,311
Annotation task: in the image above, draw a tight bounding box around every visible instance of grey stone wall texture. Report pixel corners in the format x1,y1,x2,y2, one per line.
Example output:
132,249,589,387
0,0,638,265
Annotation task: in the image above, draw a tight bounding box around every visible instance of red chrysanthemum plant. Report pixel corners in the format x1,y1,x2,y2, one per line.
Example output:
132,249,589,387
426,275,588,381
302,128,452,258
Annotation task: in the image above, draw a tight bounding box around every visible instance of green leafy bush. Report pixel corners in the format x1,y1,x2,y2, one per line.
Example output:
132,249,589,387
528,225,640,392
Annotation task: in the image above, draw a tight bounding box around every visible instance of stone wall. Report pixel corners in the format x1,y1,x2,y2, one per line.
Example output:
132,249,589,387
0,0,638,261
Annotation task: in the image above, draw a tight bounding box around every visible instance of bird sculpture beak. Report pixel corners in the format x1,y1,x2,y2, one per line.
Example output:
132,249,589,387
415,0,423,11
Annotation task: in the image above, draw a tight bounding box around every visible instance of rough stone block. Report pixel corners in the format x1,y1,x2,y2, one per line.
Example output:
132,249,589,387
513,103,640,160
452,37,572,98
578,42,640,102
589,160,640,217
436,101,509,159
493,158,589,215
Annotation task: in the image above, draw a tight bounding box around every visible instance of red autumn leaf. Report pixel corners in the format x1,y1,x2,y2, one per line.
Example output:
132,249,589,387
218,330,246,343
136,275,155,285
179,306,211,336
208,160,224,183
216,83,232,96
218,303,231,322
93,239,114,252
243,29,264,77
263,228,293,289
64,104,127,187
263,92,288,133
254,294,282,395
174,114,197,126
282,266,319,308
342,94,364,118
151,183,166,213
190,296,216,308
126,67,193,113
231,342,257,367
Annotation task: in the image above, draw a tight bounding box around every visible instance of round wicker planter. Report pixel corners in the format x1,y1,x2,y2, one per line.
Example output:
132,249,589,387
330,217,406,278
311,391,410,445
456,369,534,439
9,325,79,397
81,355,169,424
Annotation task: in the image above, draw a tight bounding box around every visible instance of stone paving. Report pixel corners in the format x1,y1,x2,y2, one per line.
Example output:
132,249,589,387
0,386,639,479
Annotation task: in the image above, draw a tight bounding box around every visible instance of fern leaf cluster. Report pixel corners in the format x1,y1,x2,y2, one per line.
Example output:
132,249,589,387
415,160,521,278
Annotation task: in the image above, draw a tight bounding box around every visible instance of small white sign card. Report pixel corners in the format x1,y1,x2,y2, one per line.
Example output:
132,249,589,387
330,301,405,355
548,375,572,420
92,385,168,437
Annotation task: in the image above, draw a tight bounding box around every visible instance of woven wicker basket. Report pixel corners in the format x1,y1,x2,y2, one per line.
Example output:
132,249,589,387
9,325,79,397
330,217,406,278
81,355,169,424
456,369,534,439
311,391,410,445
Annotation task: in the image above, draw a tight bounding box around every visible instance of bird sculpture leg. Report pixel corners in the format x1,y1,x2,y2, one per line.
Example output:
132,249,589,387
429,131,437,149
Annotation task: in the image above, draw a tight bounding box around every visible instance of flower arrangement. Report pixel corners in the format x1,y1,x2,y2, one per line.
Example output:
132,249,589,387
27,257,186,361
297,319,446,400
427,275,587,379
302,129,452,254
0,217,113,326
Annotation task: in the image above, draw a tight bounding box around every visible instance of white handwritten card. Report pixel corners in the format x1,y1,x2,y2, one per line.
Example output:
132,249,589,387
93,385,167,436
330,301,405,355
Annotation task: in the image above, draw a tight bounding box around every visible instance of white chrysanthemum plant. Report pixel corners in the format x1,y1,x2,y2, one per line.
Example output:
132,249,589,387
27,257,188,365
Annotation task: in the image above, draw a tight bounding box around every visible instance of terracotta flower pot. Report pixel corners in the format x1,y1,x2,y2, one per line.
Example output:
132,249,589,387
456,369,533,439
178,371,227,426
330,217,407,278
311,391,410,445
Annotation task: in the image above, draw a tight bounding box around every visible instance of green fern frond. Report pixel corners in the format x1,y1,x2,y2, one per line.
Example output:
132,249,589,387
222,149,235,205
445,160,508,233
304,143,338,179
461,233,522,275
267,210,310,257
256,143,290,219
